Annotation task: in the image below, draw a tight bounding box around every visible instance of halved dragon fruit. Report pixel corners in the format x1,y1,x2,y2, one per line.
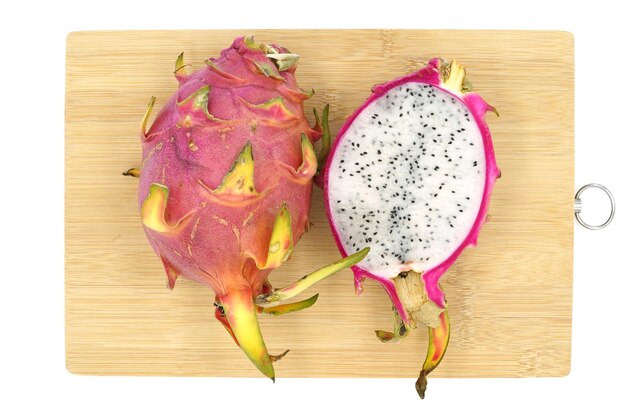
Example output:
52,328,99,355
323,59,500,397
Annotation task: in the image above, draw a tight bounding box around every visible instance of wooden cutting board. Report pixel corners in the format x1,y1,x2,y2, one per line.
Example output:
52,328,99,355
65,30,574,377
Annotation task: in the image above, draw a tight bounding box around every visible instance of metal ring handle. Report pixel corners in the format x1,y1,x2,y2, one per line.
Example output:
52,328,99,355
574,183,615,230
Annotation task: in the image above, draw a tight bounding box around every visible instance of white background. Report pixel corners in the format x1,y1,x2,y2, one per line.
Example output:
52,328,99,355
1,0,623,415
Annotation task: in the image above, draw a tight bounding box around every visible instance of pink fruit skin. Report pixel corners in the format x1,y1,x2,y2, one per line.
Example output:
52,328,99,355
139,37,320,300
323,58,500,322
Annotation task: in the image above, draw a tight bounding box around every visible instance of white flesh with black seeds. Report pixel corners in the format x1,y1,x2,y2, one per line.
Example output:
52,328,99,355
328,82,485,278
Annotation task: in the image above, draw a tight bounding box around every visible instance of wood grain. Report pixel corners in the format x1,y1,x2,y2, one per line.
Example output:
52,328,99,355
65,30,574,377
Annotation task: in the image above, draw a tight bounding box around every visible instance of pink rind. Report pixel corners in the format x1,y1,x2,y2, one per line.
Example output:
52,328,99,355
323,58,500,312
351,266,410,323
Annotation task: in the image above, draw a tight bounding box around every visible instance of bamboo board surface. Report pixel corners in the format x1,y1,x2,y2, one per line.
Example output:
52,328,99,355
65,30,574,377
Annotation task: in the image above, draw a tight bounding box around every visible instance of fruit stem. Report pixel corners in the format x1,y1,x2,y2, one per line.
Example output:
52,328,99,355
218,289,275,380
316,104,331,170
258,294,319,316
255,247,370,306
122,168,140,178
140,96,156,139
415,309,450,399
375,306,408,343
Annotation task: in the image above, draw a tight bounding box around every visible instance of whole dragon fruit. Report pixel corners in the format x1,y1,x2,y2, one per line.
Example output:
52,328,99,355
126,36,367,380
323,59,500,397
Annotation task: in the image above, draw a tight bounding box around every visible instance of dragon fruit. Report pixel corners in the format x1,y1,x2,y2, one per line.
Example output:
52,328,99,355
323,59,500,397
126,36,368,380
